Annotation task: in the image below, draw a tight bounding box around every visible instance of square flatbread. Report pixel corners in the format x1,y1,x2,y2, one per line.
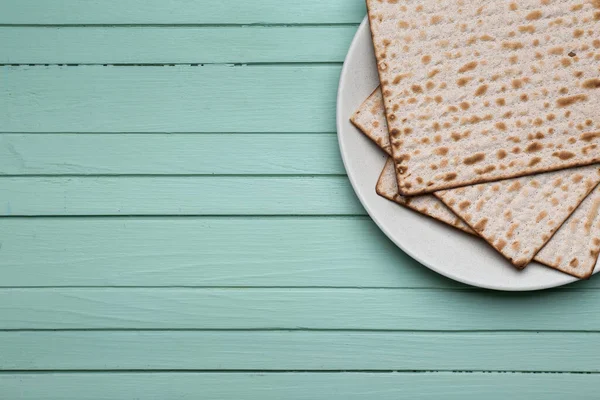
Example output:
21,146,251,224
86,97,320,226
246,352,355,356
353,88,600,275
436,166,600,268
350,87,393,155
376,157,476,234
376,155,600,277
367,0,600,195
536,185,600,278
351,89,475,234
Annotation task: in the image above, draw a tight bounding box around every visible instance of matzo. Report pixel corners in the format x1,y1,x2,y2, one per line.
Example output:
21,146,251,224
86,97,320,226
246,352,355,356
536,184,600,278
350,88,392,154
354,88,600,276
437,166,600,268
376,153,600,275
376,157,476,234
367,0,600,195
351,89,475,233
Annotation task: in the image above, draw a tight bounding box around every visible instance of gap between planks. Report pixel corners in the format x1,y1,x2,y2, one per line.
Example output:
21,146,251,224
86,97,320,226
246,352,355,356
0,23,360,27
0,62,343,67
0,328,599,333
0,174,347,178
0,370,598,374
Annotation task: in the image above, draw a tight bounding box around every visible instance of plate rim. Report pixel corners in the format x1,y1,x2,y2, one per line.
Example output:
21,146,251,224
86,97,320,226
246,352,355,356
335,16,584,291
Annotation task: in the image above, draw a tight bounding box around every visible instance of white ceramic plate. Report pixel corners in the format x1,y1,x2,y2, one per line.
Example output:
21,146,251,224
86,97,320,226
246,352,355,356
336,17,598,291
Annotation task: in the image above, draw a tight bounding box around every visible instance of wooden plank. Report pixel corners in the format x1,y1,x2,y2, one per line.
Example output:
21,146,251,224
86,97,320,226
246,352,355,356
0,176,362,216
0,134,346,175
1,331,600,372
1,287,599,330
0,1,366,24
0,65,339,133
0,27,354,64
0,217,457,288
2,372,600,400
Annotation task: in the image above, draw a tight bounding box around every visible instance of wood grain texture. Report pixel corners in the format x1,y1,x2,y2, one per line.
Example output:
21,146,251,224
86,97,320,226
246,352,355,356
0,134,345,175
0,217,453,288
3,0,600,394
0,0,366,24
0,65,338,133
0,27,354,64
2,372,600,400
0,176,362,216
2,216,597,289
1,331,600,372
2,288,599,330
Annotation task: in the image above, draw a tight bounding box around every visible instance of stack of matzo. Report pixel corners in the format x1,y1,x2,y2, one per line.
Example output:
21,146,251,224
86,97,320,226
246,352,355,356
350,0,600,278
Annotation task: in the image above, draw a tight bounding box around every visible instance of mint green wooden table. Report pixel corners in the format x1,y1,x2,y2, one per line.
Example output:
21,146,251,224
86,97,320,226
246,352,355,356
1,1,600,398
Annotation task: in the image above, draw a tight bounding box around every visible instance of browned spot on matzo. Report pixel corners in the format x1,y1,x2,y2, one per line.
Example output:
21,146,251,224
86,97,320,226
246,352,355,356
502,41,524,50
553,150,576,159
556,94,588,107
529,157,542,166
457,77,473,87
525,142,543,152
526,10,543,20
473,218,489,231
581,132,600,142
474,85,488,96
444,172,458,181
458,61,478,73
463,153,485,165
435,147,449,156
582,79,600,89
